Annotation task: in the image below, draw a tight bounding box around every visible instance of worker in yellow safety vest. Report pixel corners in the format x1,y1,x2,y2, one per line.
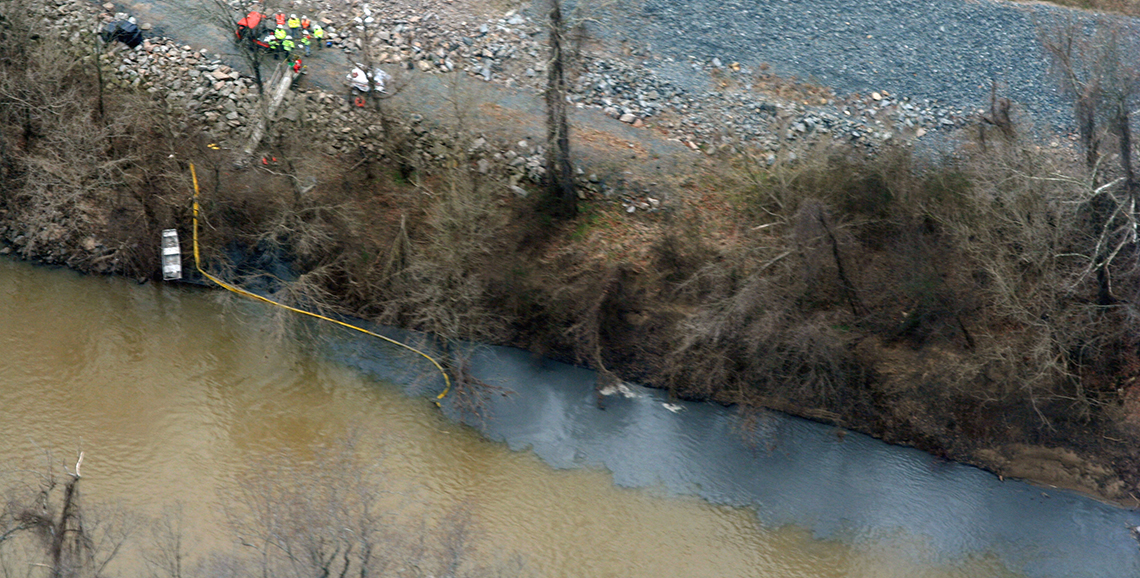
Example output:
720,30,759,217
272,25,286,59
287,14,301,34
281,35,295,59
299,33,311,56
266,34,279,59
311,24,325,49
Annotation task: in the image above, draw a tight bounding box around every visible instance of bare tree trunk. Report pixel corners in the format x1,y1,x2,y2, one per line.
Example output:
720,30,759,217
1077,95,1098,179
1095,259,1115,305
818,213,864,317
94,40,105,123
1116,105,1134,191
241,62,294,157
51,476,93,578
250,51,265,95
545,0,576,218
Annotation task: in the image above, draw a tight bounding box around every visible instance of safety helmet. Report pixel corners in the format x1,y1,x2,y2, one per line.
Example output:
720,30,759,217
290,13,296,18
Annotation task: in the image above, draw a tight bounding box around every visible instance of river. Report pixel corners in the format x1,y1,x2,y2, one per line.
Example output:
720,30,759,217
0,256,1137,577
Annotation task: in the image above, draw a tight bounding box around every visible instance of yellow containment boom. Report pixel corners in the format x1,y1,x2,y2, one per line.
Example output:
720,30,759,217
189,163,451,405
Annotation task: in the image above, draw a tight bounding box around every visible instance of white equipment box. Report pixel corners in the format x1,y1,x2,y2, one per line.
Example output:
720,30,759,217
161,229,182,281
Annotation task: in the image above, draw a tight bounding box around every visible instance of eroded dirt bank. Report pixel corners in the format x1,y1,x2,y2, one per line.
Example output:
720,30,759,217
3,0,1140,508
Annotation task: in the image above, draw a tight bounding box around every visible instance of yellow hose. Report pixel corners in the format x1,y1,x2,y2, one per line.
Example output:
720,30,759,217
189,163,451,405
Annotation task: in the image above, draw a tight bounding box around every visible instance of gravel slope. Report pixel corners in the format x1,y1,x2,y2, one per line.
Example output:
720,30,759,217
613,0,1089,132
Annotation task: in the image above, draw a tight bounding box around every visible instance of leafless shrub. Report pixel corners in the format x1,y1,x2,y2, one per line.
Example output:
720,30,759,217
665,264,863,407
0,7,197,277
562,264,624,390
649,210,716,287
218,438,524,578
926,130,1138,422
370,84,511,346
0,451,131,578
443,347,513,425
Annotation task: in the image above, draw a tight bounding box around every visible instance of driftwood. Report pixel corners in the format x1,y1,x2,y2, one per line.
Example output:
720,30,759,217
241,62,298,158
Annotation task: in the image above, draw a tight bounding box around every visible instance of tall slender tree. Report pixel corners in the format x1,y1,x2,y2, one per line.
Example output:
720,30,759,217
544,0,576,218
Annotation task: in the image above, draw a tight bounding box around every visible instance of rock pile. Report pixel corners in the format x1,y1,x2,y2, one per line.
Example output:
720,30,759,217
99,53,550,204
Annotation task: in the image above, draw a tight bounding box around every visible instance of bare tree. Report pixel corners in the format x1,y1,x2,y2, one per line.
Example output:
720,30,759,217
219,438,525,578
539,0,631,217
1040,15,1106,176
1092,23,1140,192
175,0,273,95
1039,14,1140,304
0,451,132,578
142,506,188,578
543,0,576,218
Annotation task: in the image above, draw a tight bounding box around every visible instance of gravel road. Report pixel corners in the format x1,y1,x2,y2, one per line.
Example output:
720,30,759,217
609,0,1087,132
113,0,1133,157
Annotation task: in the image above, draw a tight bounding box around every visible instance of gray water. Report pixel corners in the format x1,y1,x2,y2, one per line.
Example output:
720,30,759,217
330,326,1140,578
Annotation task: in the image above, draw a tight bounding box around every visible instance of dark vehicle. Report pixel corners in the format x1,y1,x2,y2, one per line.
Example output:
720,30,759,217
101,20,143,48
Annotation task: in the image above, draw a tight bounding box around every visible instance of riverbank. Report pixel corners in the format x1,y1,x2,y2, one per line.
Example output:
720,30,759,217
2,0,1139,508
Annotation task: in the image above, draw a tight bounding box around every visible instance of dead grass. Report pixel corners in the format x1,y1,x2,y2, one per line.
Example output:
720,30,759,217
574,127,650,158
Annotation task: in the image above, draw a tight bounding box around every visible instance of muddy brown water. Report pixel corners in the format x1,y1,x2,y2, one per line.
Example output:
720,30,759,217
0,257,1054,577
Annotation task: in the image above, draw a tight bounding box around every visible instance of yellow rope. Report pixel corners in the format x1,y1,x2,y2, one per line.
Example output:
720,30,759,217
189,163,451,405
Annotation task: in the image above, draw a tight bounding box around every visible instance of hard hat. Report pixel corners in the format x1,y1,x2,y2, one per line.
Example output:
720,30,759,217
290,13,296,18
